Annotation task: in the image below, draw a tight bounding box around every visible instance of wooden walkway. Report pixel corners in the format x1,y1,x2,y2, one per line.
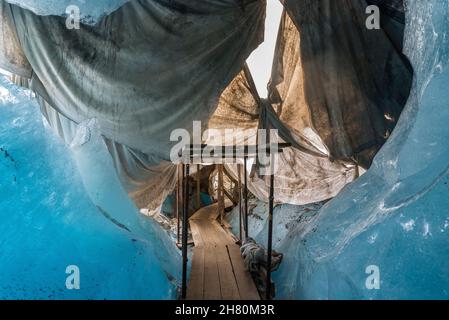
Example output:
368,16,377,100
187,203,260,300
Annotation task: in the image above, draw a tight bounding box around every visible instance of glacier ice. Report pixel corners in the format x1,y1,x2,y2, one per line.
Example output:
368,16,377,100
0,75,180,299
226,0,449,300
1,0,448,301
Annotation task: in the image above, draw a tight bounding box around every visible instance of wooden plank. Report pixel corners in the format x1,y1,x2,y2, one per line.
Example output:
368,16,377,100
190,220,204,247
198,220,222,299
216,245,240,300
203,221,224,247
187,199,260,300
211,220,235,245
187,247,205,300
191,203,218,221
203,246,221,299
227,244,260,300
213,221,234,246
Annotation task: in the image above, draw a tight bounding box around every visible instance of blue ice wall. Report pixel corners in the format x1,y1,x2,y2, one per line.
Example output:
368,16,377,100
272,0,449,300
226,0,449,300
0,76,180,299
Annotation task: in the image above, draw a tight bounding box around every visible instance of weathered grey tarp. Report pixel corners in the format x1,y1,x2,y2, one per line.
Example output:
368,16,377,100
0,0,266,210
38,97,176,210
0,2,31,77
272,0,412,168
1,0,413,209
218,1,412,204
1,0,265,158
366,0,407,51
205,66,260,148
208,67,358,205
4,0,129,24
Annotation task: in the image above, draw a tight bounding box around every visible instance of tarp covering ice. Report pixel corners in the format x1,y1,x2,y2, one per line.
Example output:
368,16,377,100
4,0,129,24
212,0,413,205
228,0,449,299
0,0,266,210
2,0,446,300
1,0,265,157
0,0,413,210
273,0,413,168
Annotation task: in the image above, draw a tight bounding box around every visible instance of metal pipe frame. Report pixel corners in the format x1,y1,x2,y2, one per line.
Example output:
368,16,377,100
266,170,275,300
243,156,248,239
181,164,190,299
238,164,242,242
178,143,290,299
176,165,181,244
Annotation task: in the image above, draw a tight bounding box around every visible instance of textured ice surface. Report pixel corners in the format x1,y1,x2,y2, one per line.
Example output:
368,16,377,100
5,0,129,24
227,0,449,300
0,76,180,299
226,198,324,250
266,0,449,299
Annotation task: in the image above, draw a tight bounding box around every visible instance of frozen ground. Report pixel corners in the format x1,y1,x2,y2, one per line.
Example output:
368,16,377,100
0,75,179,299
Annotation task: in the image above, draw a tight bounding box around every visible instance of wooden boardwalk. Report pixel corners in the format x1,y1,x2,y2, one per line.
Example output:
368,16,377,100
187,203,260,300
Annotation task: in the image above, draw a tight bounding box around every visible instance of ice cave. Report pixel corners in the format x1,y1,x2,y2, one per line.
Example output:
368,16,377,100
0,0,448,300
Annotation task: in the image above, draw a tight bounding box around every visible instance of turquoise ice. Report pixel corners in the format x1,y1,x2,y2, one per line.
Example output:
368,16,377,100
226,0,449,300
0,76,180,299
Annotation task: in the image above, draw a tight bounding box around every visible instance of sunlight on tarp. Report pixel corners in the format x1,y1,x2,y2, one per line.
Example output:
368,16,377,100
247,0,283,98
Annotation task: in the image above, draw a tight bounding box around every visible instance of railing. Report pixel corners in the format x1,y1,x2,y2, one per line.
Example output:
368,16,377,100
177,143,291,300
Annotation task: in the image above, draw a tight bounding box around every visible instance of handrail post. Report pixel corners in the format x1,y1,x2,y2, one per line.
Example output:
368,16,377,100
181,163,190,299
266,157,275,300
176,165,181,244
238,164,242,242
217,164,225,224
243,156,248,239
